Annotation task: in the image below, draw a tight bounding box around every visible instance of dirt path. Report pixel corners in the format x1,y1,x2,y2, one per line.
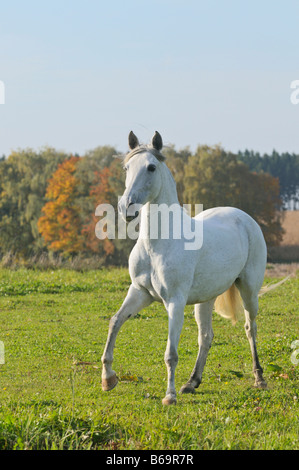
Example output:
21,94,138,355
265,263,299,278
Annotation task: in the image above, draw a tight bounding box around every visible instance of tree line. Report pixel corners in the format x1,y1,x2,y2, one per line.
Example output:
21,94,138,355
238,149,299,210
0,143,297,265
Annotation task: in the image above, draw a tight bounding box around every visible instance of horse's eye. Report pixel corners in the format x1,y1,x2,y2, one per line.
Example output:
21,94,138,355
147,164,156,172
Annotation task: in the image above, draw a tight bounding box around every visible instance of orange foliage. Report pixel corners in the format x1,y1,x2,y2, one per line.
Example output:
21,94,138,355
38,156,83,254
82,166,116,256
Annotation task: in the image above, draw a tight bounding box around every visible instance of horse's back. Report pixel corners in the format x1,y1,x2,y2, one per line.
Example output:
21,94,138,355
196,207,265,246
196,206,255,227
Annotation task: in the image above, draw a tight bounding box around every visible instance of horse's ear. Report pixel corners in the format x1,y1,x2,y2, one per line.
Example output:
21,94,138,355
152,131,163,151
128,131,139,150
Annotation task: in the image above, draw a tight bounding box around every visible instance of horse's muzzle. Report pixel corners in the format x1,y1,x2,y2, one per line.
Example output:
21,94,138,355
125,202,140,222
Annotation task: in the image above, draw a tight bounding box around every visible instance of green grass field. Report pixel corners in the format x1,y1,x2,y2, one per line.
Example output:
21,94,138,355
0,267,298,450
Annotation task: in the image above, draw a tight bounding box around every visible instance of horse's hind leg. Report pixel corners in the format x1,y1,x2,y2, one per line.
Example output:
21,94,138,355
236,280,267,389
180,300,214,395
101,284,153,391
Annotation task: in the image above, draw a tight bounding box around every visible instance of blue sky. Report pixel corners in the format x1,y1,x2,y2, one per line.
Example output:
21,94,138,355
1,0,299,156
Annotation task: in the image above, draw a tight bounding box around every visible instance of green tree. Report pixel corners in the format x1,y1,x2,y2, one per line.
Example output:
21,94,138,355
184,145,282,246
163,145,192,204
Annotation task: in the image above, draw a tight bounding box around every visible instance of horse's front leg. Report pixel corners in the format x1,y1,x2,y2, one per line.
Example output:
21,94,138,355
162,297,185,405
101,284,152,391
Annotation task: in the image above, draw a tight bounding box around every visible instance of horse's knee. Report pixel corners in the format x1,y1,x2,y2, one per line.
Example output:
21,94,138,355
164,350,178,367
108,310,128,332
206,329,214,346
244,318,257,339
108,314,118,330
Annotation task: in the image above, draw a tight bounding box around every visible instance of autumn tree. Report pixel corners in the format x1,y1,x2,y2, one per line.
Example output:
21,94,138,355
82,165,117,257
38,146,125,260
74,145,118,217
38,156,83,255
82,158,134,264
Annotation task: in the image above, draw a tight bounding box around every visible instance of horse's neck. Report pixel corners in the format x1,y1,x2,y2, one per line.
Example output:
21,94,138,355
154,163,179,206
139,163,182,243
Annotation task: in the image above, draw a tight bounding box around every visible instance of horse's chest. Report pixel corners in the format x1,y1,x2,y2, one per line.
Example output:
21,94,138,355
129,248,164,302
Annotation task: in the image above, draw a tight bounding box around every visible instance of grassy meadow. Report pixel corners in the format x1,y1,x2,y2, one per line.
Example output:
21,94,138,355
0,267,298,450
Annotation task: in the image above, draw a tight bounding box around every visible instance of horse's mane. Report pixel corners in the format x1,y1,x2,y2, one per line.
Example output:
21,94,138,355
123,145,166,165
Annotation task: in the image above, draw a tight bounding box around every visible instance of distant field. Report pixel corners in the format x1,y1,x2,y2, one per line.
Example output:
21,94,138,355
281,211,299,246
269,211,299,262
0,268,298,450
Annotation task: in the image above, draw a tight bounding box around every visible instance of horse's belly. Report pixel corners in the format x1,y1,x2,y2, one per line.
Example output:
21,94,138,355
186,270,240,304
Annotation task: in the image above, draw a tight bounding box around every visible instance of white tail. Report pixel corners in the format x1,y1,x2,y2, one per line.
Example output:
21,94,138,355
214,284,243,325
214,276,291,324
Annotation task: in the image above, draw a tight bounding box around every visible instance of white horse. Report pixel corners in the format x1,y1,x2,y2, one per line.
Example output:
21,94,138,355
101,131,268,405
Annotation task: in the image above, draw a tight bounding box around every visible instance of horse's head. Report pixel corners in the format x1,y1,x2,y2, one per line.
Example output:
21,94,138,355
118,131,165,222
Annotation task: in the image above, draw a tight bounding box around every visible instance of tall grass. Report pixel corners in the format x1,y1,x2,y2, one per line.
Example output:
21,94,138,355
0,251,106,271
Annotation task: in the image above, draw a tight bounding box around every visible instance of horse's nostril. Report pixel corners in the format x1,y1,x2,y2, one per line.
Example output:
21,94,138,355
125,201,140,221
127,201,136,212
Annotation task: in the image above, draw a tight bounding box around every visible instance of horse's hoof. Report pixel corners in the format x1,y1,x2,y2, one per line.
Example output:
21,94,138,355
162,394,177,405
102,373,118,391
254,379,267,390
179,383,195,394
